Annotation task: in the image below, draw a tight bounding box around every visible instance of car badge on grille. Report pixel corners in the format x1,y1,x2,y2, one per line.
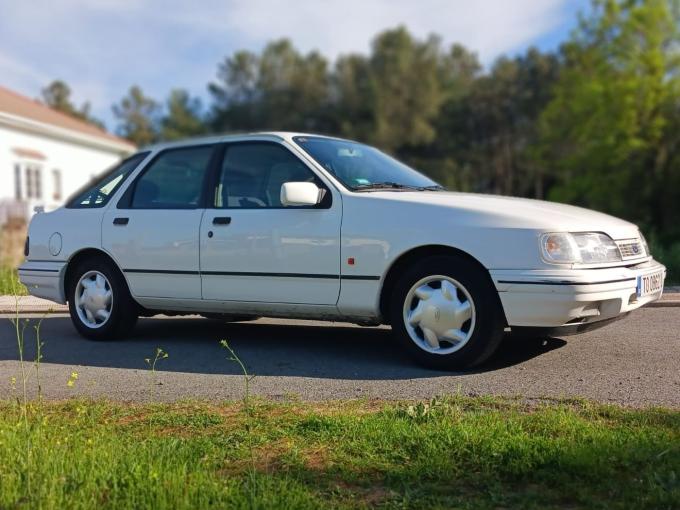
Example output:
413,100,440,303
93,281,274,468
632,244,639,254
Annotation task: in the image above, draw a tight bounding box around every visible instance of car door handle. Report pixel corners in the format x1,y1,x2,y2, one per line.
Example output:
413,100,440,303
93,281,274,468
212,217,231,225
113,217,129,226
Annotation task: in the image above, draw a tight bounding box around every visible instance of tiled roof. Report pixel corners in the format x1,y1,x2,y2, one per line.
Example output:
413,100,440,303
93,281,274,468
0,85,135,151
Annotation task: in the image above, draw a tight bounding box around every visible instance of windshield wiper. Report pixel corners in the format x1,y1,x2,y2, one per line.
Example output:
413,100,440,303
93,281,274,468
353,182,445,192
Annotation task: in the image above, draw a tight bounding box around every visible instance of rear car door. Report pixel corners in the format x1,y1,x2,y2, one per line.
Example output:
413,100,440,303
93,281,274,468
103,145,216,299
200,141,342,304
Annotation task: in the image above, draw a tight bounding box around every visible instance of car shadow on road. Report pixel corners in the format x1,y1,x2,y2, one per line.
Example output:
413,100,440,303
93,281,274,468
0,316,567,379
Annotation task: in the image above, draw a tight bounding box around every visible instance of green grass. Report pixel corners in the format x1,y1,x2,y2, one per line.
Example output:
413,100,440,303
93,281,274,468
0,265,26,295
0,397,677,509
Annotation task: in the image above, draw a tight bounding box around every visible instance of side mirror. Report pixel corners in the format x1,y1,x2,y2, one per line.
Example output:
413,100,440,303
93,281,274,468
280,182,322,206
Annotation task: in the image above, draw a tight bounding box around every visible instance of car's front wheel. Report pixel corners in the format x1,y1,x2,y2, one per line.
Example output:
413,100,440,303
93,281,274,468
390,255,505,370
67,256,138,340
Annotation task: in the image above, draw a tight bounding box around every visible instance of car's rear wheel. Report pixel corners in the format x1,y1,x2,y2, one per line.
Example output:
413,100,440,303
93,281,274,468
68,256,138,340
390,255,505,370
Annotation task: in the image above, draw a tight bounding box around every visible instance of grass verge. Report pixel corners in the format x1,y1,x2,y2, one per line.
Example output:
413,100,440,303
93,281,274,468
0,397,677,509
0,265,27,295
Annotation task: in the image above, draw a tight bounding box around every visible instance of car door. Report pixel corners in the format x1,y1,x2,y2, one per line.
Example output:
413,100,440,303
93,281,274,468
200,141,342,305
103,144,216,299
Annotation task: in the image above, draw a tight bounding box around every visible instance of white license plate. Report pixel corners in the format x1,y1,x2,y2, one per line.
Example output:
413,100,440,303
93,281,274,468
637,271,664,298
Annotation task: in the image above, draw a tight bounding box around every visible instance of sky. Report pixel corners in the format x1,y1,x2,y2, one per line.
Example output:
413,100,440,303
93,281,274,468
0,0,591,131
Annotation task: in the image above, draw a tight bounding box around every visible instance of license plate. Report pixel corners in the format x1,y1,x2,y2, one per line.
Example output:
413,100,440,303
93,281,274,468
637,271,664,298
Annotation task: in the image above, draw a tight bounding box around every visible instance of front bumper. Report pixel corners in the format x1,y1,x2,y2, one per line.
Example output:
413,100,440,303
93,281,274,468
17,260,67,303
491,259,666,330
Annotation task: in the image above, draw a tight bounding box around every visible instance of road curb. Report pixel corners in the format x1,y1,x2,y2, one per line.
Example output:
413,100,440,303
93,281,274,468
648,300,680,308
0,296,68,314
0,306,68,314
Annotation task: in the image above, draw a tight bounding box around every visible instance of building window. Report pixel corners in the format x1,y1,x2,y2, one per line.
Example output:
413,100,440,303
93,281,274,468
14,164,22,200
52,169,62,201
34,167,42,199
25,166,42,199
25,167,33,198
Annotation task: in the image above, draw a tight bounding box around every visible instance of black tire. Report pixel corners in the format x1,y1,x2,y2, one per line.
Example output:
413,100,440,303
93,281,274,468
389,254,505,370
67,256,138,340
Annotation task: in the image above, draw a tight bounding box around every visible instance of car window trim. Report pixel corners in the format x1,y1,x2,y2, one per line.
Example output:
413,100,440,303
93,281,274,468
207,140,332,210
117,144,219,210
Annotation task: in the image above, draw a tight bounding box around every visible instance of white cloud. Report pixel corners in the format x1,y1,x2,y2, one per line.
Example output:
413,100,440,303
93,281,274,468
186,0,568,61
0,0,578,128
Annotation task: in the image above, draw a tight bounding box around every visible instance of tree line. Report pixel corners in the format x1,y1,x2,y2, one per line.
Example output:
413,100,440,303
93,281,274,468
41,0,680,255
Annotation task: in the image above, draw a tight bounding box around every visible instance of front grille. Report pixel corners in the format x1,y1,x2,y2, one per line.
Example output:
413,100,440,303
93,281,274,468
616,239,645,259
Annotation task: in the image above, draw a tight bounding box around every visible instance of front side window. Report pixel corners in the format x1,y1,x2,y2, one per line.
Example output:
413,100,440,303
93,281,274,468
293,136,442,191
67,152,148,208
131,146,214,209
215,143,321,208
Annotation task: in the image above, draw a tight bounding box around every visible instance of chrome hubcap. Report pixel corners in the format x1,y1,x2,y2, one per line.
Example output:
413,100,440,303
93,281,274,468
402,275,476,354
74,270,113,328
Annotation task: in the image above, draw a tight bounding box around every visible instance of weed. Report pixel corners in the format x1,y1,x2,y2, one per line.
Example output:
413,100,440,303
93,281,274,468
400,396,446,422
0,265,27,295
220,339,258,506
5,276,50,505
144,347,168,400
66,371,79,388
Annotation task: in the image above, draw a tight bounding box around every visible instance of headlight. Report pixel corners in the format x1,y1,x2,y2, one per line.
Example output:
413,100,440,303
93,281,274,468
541,232,622,264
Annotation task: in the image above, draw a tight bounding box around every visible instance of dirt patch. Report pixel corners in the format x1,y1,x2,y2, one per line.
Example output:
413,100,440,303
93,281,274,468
1,220,27,268
217,438,292,477
332,480,398,505
303,445,331,471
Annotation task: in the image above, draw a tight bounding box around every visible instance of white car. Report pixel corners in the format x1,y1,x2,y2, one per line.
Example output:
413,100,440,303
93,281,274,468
19,132,666,369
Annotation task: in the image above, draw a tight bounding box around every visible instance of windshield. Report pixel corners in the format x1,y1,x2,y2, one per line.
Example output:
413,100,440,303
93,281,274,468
293,136,442,191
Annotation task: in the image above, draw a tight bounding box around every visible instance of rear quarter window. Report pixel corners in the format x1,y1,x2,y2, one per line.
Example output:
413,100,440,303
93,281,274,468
66,152,148,208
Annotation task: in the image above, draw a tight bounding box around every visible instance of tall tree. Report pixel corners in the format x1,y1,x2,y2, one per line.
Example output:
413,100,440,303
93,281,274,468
332,54,375,140
538,0,680,239
258,40,331,131
209,50,261,130
112,86,160,146
41,80,104,128
160,89,205,141
431,48,558,194
368,28,444,151
209,40,331,132
404,43,482,189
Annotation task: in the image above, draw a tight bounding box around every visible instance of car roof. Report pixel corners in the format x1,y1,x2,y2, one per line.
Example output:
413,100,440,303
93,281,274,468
140,131,352,152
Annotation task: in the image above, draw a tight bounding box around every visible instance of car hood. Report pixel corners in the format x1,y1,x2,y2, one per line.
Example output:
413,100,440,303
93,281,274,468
368,191,639,239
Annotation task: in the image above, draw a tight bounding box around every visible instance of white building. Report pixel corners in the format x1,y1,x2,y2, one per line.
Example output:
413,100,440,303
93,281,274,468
0,85,135,225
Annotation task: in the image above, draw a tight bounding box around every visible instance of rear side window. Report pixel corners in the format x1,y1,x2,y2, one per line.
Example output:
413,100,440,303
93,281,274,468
131,146,214,209
67,152,148,208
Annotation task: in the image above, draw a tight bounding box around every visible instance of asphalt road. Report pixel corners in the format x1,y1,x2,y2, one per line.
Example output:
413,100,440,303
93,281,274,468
1,308,679,407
